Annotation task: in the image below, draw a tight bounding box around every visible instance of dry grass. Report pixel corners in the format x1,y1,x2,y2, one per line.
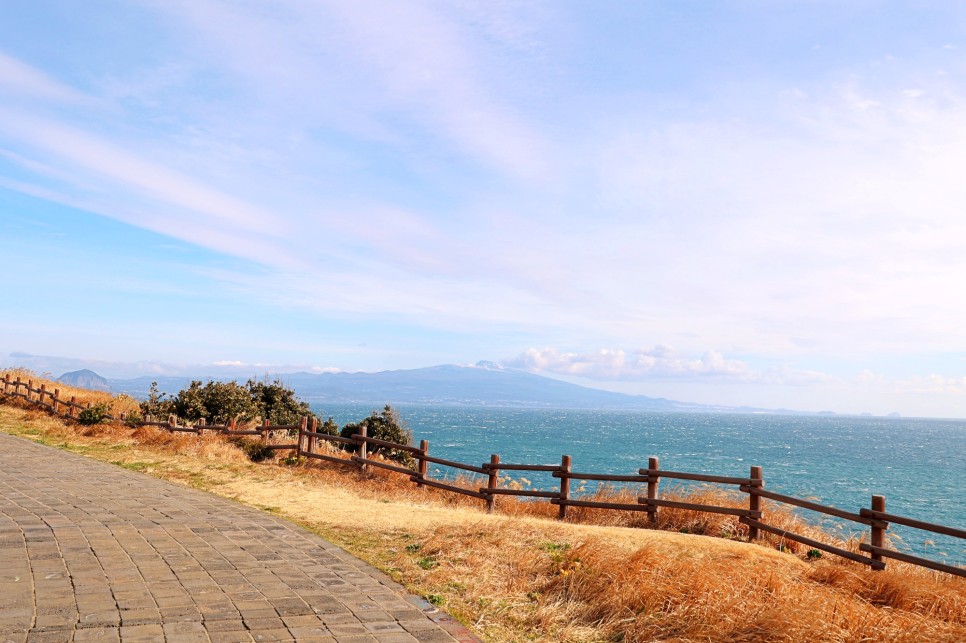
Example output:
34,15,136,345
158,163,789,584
1,367,140,416
2,378,964,642
391,523,966,642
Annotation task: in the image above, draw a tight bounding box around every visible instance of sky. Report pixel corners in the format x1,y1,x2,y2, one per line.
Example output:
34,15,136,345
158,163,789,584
3,1,966,418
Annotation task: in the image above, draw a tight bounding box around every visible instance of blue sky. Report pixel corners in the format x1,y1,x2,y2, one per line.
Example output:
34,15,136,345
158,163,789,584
3,1,966,417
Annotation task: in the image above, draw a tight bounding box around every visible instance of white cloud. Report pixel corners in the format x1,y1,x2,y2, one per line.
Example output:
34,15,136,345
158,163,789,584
308,366,343,374
0,107,280,233
0,51,89,103
897,374,966,395
148,0,555,182
583,75,966,357
502,347,831,386
856,369,885,384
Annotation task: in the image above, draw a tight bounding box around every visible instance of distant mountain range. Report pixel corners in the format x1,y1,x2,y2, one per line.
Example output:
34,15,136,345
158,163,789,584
96,362,783,414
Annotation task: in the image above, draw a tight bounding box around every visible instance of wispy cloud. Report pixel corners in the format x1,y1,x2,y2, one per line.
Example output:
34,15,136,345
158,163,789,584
503,347,832,386
148,0,555,181
0,51,89,104
897,374,966,395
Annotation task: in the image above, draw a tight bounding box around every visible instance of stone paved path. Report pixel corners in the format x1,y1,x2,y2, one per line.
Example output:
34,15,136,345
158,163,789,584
0,432,476,642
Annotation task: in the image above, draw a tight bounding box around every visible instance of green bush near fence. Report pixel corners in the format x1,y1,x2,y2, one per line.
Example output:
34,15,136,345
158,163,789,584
340,404,415,467
78,402,110,425
142,378,315,426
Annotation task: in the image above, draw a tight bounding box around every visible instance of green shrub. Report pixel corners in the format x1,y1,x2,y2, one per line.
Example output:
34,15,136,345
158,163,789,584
123,411,143,428
319,416,339,436
173,380,256,424
340,404,414,467
231,438,274,462
247,378,313,425
143,378,316,427
140,381,174,418
78,403,110,426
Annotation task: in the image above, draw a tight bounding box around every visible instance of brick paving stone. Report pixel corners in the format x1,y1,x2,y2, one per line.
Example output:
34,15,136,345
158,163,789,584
72,627,121,641
203,618,248,632
326,622,371,636
250,628,292,642
365,621,407,633
0,432,476,642
208,631,256,643
374,634,419,643
287,625,330,638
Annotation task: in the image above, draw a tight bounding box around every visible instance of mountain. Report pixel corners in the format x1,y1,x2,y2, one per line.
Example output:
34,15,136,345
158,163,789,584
57,369,110,391
107,363,763,413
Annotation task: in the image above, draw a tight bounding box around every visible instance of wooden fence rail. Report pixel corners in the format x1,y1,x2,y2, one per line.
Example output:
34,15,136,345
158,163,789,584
2,372,963,578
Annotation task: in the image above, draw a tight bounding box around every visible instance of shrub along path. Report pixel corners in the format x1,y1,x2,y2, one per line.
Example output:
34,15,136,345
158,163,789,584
0,432,475,642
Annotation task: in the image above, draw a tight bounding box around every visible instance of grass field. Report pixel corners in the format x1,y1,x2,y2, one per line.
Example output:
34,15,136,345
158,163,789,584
1,379,964,641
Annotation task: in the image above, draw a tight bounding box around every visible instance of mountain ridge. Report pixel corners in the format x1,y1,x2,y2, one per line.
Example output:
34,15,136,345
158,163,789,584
94,362,779,414
57,369,110,391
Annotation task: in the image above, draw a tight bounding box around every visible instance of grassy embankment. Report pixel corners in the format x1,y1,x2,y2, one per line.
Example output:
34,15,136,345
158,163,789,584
1,369,964,642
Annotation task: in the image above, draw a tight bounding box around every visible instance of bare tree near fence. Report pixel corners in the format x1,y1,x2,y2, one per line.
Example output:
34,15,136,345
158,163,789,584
2,372,963,578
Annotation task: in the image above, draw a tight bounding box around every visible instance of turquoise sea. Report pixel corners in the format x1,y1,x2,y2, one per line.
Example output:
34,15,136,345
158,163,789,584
313,404,966,566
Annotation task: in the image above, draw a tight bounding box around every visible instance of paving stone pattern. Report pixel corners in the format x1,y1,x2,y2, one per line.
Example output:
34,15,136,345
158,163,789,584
0,433,477,642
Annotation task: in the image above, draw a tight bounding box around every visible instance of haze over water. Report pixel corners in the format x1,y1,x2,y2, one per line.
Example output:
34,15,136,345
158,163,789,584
317,404,966,566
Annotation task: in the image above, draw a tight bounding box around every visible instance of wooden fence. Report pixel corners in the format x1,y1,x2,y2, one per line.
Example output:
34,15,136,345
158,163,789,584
2,373,963,578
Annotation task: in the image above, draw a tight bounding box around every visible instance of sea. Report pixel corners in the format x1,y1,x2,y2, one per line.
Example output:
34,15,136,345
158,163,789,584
312,404,966,566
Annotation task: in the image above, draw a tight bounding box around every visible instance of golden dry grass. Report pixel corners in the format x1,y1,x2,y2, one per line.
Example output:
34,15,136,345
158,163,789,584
2,377,964,642
1,367,140,416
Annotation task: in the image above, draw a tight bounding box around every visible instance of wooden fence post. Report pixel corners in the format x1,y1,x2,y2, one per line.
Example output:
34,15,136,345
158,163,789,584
558,455,571,520
306,417,317,454
69,396,76,418
168,414,177,430
486,454,500,513
417,440,429,487
261,418,270,444
647,456,660,524
871,495,887,570
27,380,33,402
39,384,46,407
52,388,60,414
357,424,368,473
748,465,763,540
297,416,308,457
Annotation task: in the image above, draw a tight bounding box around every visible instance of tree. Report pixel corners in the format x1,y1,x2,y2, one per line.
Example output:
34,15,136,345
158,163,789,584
319,416,339,436
172,380,257,424
143,378,317,427
140,381,175,419
246,378,313,425
340,404,414,466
